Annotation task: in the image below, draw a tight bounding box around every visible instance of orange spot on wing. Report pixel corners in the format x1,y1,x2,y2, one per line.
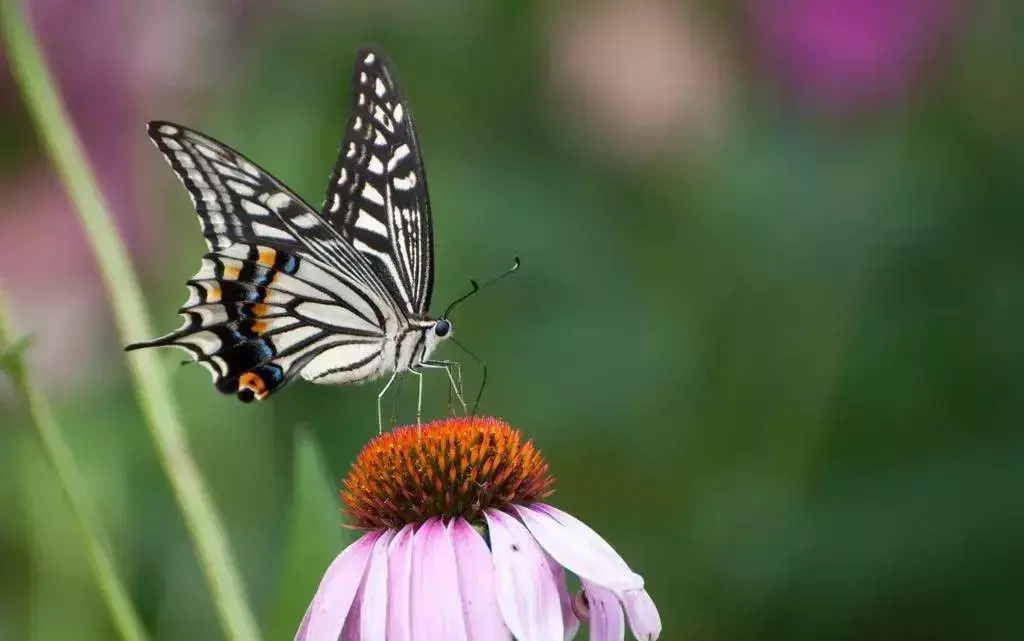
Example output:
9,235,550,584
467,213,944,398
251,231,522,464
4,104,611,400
251,320,269,334
239,372,268,400
252,303,271,317
257,246,277,267
206,285,222,303
223,266,241,281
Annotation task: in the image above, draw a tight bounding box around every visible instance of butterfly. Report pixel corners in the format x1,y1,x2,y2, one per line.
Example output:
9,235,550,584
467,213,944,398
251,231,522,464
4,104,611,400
127,47,514,429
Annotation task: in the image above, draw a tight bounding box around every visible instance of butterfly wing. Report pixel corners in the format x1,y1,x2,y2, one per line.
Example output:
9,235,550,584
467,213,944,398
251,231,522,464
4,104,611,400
320,48,435,317
147,122,391,300
131,123,402,400
129,244,393,400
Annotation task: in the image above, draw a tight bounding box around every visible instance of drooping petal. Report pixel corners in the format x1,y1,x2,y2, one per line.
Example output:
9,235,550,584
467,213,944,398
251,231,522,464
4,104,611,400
341,532,396,641
301,531,380,641
411,517,469,641
485,508,564,641
549,558,580,641
340,580,363,641
581,580,625,641
387,523,416,641
449,518,511,641
355,530,394,641
514,504,643,595
622,589,661,641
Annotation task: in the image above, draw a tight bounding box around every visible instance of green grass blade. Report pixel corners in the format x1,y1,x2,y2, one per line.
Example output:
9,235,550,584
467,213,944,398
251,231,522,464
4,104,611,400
0,3,262,639
269,429,351,640
0,289,149,641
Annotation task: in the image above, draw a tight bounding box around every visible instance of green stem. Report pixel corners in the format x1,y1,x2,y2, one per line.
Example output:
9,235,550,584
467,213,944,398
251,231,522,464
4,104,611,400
0,3,262,639
0,290,149,641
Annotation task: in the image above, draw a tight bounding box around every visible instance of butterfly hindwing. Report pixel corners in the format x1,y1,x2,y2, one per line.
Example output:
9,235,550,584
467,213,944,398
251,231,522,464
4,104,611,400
320,48,435,317
126,244,391,401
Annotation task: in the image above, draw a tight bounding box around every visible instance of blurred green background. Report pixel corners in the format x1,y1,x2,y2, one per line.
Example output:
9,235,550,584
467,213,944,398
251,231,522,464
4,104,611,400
2,0,1023,639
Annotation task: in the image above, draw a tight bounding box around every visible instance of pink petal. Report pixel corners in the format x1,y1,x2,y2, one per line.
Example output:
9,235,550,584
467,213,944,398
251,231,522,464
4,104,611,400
340,585,362,641
341,532,396,641
622,589,661,641
485,508,564,641
581,580,625,641
411,518,469,641
355,530,394,641
549,559,580,641
302,531,380,641
514,504,643,596
387,524,416,641
449,518,511,641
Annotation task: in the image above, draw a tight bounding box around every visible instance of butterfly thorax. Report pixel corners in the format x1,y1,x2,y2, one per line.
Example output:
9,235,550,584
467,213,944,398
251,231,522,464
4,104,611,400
399,316,452,371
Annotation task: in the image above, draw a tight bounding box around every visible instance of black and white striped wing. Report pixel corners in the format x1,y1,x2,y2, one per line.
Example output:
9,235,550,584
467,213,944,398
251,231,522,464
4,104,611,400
320,48,435,317
147,121,393,302
128,245,393,401
131,123,403,401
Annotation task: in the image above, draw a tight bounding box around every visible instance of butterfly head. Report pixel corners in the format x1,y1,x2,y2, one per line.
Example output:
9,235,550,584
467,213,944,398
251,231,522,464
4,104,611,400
422,317,454,358
434,318,453,339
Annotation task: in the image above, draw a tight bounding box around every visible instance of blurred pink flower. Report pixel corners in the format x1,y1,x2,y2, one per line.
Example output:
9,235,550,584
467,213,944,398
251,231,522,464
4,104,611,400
298,417,662,640
751,0,958,110
548,0,733,160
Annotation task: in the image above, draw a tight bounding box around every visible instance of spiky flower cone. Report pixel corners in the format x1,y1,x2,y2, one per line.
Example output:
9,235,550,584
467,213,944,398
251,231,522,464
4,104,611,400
297,417,661,641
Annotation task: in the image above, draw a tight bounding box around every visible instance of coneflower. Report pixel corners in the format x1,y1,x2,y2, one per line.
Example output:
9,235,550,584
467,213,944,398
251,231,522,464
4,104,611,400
296,416,661,641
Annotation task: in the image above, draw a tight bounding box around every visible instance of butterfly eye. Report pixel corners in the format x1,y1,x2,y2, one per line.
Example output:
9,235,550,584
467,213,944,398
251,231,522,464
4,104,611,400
434,319,451,337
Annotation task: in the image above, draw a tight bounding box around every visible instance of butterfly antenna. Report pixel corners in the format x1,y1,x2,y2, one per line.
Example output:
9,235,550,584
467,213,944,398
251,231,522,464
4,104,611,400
443,256,520,318
451,337,487,415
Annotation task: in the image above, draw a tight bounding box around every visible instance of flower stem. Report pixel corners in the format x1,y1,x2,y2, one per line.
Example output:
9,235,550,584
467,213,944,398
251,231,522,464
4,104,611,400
0,3,263,640
0,289,149,641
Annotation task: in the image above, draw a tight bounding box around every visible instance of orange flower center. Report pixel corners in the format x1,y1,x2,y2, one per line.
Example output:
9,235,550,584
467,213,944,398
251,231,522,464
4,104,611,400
342,416,554,530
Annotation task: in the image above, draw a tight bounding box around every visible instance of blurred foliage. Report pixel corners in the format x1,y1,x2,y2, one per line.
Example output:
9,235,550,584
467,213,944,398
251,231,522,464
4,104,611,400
0,336,33,370
2,0,1023,639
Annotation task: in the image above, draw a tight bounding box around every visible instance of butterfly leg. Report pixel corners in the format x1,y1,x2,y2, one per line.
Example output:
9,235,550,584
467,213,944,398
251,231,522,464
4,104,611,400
377,371,400,434
446,360,467,415
447,360,465,415
432,359,460,415
421,360,468,415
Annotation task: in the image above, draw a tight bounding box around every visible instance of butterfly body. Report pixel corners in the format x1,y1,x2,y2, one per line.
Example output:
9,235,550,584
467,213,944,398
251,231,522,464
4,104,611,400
128,48,462,415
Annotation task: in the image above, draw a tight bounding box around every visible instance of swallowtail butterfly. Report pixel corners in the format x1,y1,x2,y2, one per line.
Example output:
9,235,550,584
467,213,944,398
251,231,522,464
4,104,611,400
127,47,500,428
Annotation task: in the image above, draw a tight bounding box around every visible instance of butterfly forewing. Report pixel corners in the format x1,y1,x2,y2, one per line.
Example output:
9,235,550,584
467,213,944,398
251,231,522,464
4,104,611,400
148,122,300,252
320,48,435,317
147,121,396,304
